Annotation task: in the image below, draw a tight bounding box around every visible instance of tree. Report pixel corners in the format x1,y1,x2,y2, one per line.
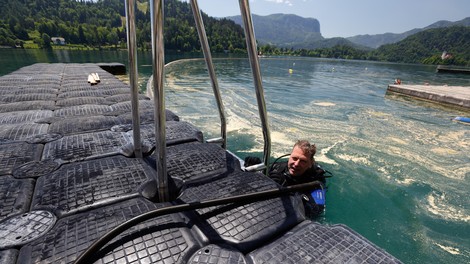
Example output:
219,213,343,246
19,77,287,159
41,33,52,49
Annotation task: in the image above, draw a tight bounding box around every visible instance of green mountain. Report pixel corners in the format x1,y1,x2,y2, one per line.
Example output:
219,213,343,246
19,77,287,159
372,26,470,65
347,17,470,48
0,0,246,52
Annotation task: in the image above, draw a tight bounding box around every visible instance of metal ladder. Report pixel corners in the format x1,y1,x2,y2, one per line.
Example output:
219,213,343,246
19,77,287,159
124,0,271,201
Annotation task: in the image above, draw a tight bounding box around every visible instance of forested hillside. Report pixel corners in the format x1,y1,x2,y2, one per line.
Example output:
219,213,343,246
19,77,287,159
0,0,468,66
347,17,470,49
372,26,470,65
0,0,246,52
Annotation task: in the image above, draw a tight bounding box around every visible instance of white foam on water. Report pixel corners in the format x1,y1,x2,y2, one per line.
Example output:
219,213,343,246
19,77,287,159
426,192,470,223
313,101,336,107
337,153,371,166
434,243,461,255
394,178,416,185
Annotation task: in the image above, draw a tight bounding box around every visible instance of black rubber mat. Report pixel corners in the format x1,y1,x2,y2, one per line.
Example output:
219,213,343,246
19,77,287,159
248,220,403,264
0,87,59,96
13,160,61,179
0,176,35,221
0,101,56,113
165,142,229,183
57,90,105,99
31,156,156,217
0,110,53,125
0,142,43,176
0,93,56,103
132,121,203,146
0,123,49,142
188,244,247,263
48,115,119,135
18,198,202,263
41,130,129,162
117,108,180,124
0,249,18,264
0,210,56,249
178,171,304,252
106,93,150,103
101,88,130,96
110,100,156,112
56,97,113,107
53,104,112,117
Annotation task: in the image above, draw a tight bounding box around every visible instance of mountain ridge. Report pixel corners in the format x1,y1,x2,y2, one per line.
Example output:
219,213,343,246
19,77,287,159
347,17,470,48
226,14,470,49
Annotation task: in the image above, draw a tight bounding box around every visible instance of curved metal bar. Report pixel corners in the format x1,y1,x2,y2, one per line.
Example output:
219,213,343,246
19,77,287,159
124,0,142,158
190,0,227,149
238,0,271,174
74,181,323,264
150,0,169,202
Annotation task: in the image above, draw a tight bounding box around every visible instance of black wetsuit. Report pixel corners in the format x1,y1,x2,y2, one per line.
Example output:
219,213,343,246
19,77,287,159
269,162,326,217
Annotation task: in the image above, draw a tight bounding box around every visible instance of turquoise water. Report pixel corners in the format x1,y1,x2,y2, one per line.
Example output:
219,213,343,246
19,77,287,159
2,49,469,263
163,58,470,264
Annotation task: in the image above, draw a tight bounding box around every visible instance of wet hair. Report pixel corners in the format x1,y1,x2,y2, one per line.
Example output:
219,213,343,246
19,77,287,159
293,140,316,161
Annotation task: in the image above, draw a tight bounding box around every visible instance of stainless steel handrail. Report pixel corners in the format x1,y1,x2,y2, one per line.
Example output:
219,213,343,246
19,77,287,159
124,0,142,158
142,0,273,201
238,0,272,172
150,0,169,202
190,0,227,149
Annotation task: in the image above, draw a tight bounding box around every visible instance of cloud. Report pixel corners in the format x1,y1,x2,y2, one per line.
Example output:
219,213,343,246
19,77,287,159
263,0,293,6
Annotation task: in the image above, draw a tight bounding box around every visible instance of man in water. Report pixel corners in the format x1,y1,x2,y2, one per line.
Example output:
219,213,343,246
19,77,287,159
268,139,324,185
245,140,328,217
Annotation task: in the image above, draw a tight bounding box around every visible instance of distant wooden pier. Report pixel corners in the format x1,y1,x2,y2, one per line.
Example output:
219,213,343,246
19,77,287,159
436,65,470,75
387,84,470,109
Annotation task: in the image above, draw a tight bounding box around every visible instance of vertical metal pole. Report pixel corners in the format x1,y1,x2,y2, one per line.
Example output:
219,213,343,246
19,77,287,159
150,0,169,201
238,0,271,172
125,0,142,158
190,0,227,149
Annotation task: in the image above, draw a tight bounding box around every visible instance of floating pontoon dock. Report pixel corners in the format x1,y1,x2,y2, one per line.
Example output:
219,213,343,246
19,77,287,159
436,65,470,75
0,63,402,263
387,84,470,109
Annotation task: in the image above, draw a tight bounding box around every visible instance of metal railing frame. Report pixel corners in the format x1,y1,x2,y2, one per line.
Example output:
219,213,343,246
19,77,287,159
190,0,227,149
238,0,272,172
124,0,143,159
126,0,273,201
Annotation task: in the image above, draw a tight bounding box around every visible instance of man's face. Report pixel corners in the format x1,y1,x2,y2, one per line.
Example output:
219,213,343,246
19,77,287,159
287,146,313,176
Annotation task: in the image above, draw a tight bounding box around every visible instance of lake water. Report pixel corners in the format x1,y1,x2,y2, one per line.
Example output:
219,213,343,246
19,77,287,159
1,49,469,263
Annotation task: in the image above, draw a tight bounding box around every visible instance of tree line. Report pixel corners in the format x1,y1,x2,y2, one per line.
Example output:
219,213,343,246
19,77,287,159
0,0,246,52
0,0,468,66
258,26,470,66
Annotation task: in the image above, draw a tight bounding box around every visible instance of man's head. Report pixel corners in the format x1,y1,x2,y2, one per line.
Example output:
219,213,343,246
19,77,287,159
287,140,316,176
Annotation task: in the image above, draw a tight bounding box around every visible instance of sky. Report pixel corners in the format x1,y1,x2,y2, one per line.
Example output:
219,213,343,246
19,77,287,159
191,0,470,38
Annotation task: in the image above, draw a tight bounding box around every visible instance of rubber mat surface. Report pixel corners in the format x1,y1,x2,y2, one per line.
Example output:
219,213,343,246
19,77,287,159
41,131,128,162
48,115,120,135
166,142,229,182
134,121,203,146
0,123,49,142
248,220,402,264
0,110,53,125
31,156,155,217
53,104,112,117
0,142,43,176
18,198,201,264
179,171,305,252
0,176,35,221
188,244,247,263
